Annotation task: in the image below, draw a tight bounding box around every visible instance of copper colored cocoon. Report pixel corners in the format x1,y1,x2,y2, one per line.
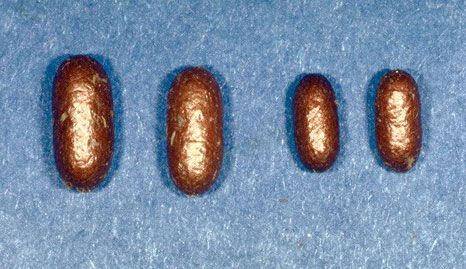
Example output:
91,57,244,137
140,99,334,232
375,69,421,172
293,74,339,172
167,67,224,195
53,55,114,191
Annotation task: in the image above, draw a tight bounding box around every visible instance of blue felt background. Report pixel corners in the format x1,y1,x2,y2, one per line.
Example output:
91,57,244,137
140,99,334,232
0,1,465,268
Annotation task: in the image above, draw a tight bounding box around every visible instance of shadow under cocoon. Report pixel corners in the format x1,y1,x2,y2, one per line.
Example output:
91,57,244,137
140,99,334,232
39,54,123,192
156,66,234,196
365,69,391,171
285,73,344,173
285,73,309,172
40,55,69,190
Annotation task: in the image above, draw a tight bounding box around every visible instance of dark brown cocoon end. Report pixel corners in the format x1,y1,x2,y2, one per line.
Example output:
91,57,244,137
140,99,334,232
293,74,339,172
167,67,224,195
375,69,421,172
53,55,114,191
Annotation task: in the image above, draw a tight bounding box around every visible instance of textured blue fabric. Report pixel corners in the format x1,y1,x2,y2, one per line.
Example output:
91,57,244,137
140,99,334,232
0,1,464,268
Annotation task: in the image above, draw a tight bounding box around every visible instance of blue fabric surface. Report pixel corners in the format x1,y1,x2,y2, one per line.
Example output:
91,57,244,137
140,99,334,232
0,1,465,268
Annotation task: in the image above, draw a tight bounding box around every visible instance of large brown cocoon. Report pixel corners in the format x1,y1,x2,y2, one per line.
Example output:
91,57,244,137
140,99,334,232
167,67,224,195
375,69,422,172
293,74,339,172
53,55,114,191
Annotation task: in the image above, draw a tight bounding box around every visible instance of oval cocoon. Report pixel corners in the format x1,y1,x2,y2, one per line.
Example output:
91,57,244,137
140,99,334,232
293,74,339,172
53,55,114,191
167,67,224,195
375,69,421,172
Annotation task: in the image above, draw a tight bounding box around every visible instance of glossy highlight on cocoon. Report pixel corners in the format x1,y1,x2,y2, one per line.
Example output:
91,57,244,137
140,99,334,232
53,55,114,191
375,69,421,172
293,74,339,172
167,67,224,195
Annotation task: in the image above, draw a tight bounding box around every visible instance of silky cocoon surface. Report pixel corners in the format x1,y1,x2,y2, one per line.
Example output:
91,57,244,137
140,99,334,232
0,1,464,268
